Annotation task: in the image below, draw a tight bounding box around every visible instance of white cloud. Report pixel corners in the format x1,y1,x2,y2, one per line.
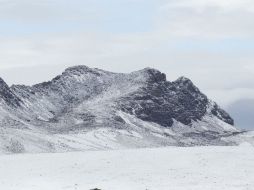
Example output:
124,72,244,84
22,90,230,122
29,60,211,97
157,0,254,38
162,0,254,12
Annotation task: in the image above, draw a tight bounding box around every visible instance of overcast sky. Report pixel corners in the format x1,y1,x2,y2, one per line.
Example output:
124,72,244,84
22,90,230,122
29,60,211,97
0,0,253,129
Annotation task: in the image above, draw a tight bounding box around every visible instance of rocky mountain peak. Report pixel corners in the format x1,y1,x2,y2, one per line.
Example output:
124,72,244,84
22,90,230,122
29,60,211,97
0,77,21,107
131,67,167,84
0,77,8,89
175,76,192,83
173,76,200,93
63,65,103,77
32,65,106,93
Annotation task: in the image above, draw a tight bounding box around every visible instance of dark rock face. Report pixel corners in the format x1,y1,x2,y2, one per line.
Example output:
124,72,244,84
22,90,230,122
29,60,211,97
171,77,209,125
0,78,21,107
119,73,220,127
211,104,234,125
143,68,167,83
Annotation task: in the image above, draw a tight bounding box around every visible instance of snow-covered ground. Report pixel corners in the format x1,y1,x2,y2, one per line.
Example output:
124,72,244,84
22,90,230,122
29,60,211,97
0,145,253,190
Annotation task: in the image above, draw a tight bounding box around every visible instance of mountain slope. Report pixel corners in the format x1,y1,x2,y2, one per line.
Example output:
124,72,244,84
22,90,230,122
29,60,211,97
0,65,240,154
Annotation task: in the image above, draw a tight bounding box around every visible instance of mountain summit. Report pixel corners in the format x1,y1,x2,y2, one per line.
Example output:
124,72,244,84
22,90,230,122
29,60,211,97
0,65,242,154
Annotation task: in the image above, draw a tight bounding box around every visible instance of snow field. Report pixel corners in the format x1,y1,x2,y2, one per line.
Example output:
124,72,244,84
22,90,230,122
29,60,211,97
0,146,253,190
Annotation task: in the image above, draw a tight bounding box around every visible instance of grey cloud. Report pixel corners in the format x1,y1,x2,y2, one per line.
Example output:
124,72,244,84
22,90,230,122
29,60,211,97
205,88,254,107
227,99,254,130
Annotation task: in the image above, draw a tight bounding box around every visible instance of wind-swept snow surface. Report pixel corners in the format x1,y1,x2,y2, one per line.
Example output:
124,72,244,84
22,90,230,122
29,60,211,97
0,146,253,190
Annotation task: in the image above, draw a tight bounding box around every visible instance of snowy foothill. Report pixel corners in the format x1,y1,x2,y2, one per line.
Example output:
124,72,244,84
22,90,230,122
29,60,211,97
0,146,253,190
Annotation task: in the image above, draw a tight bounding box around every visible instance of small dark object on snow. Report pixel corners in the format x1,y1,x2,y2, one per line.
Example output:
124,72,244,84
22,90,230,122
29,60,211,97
90,188,102,190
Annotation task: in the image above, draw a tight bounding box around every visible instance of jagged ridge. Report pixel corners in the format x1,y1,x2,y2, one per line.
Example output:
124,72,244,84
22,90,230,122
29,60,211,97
0,65,239,154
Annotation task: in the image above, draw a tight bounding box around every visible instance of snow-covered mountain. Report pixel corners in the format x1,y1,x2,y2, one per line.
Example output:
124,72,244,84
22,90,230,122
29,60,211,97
0,65,246,154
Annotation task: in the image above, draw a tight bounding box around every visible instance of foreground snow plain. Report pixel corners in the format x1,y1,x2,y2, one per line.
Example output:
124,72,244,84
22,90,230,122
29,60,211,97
0,145,253,190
